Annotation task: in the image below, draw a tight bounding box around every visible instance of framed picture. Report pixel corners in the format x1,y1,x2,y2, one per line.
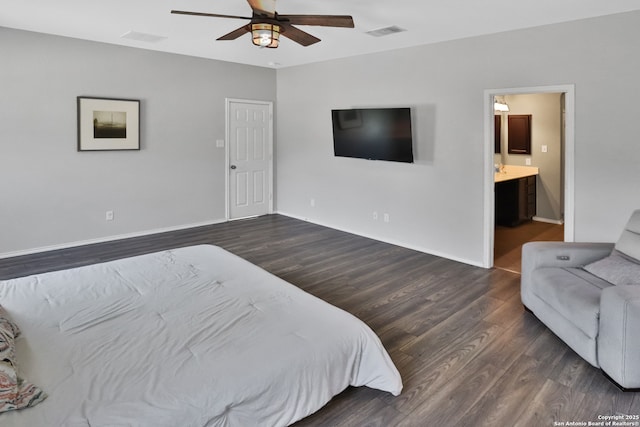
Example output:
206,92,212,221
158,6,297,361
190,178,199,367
77,97,140,151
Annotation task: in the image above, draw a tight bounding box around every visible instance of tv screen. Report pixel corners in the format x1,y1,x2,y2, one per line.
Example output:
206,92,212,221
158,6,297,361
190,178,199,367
331,107,414,163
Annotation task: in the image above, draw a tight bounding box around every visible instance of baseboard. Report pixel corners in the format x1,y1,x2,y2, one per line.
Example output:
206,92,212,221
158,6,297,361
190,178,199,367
0,219,228,259
533,216,564,225
276,210,485,268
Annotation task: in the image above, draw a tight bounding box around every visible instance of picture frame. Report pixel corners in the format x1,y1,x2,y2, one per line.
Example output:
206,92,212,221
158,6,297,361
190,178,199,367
77,96,140,151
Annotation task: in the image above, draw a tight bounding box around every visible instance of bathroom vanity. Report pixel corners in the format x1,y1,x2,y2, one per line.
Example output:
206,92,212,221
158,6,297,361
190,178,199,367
495,165,539,227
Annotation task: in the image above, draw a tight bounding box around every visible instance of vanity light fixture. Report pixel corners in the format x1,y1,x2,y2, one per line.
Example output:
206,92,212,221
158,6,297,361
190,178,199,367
494,97,510,112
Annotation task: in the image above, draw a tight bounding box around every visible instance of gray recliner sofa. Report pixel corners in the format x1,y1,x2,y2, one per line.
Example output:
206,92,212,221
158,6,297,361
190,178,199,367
521,209,640,390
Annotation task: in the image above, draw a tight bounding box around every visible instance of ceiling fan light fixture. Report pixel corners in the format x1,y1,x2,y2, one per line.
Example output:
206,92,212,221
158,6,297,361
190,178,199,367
251,23,280,48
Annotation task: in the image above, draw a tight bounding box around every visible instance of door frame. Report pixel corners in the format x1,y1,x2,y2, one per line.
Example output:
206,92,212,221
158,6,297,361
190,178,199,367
225,98,274,220
482,84,575,268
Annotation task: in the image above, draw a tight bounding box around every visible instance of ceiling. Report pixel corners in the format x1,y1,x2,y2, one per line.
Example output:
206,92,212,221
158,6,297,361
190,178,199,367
2,0,640,69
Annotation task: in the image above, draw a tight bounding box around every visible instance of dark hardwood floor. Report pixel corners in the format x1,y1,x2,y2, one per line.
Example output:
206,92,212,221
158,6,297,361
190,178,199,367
1,215,637,426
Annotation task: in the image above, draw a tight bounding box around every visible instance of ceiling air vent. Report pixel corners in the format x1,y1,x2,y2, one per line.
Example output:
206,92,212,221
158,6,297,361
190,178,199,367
121,31,167,43
365,26,407,37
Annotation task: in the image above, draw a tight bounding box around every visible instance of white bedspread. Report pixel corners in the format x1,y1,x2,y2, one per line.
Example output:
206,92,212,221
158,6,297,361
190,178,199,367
0,245,401,426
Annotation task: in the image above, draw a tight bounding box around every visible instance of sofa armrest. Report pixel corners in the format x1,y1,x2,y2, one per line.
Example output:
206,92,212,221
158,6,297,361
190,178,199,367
599,286,640,389
520,241,614,309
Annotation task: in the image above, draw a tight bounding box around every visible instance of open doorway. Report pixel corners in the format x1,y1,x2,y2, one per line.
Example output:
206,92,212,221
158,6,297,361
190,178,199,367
494,93,564,272
482,85,575,270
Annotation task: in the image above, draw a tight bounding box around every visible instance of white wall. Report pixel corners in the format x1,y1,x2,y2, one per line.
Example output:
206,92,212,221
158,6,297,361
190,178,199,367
276,11,640,266
0,27,276,256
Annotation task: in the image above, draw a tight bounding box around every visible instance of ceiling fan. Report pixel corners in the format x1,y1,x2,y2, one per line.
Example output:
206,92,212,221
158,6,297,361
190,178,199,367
171,0,354,48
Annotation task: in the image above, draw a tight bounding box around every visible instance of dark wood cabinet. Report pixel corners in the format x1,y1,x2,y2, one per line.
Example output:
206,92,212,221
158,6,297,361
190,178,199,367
508,114,531,155
495,175,536,226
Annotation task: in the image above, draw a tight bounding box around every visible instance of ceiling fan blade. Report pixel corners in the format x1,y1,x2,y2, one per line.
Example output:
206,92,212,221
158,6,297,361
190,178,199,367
171,10,252,21
217,25,251,41
279,15,354,28
280,24,320,47
247,0,276,17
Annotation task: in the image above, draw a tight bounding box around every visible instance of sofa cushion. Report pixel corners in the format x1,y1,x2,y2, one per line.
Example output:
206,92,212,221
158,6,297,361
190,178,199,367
531,267,613,339
583,250,640,286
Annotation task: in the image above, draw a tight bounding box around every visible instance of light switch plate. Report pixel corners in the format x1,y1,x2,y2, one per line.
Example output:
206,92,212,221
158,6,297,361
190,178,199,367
216,139,225,148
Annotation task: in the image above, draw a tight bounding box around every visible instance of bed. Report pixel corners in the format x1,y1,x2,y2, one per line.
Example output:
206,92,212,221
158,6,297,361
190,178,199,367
0,244,402,426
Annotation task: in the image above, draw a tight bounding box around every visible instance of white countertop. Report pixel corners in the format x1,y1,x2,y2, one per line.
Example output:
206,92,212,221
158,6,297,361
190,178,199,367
494,164,539,183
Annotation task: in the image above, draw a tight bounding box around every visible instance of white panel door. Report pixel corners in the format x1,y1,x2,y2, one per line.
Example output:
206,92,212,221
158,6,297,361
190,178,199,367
227,100,273,220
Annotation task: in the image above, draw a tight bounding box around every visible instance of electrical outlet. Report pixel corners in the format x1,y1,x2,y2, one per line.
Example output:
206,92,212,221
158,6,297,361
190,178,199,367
373,211,378,220
383,213,390,223
525,158,532,166
310,198,315,208
541,145,548,153
106,210,114,221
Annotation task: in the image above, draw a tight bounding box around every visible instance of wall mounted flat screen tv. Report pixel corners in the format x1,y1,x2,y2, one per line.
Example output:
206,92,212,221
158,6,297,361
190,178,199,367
331,107,414,163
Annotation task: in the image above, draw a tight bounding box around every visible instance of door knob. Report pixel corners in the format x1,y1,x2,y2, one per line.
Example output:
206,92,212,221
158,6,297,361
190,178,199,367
230,165,237,170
